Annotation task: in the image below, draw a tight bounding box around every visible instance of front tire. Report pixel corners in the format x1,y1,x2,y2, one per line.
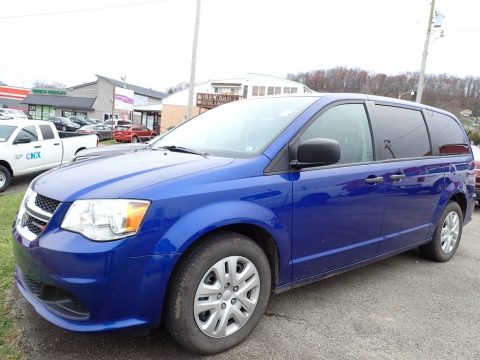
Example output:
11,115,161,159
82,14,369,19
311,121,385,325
420,201,463,262
0,165,11,193
165,231,271,355
132,136,139,143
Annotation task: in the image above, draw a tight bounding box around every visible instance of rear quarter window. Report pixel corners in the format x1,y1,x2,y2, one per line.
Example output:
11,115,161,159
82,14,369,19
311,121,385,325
426,112,469,155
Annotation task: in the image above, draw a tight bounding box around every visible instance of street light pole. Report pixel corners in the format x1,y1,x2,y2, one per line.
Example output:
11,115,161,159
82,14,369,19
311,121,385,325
416,0,436,103
186,0,202,121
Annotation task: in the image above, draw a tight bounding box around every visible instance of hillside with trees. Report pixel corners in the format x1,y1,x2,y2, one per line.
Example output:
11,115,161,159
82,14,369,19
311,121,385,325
287,67,480,119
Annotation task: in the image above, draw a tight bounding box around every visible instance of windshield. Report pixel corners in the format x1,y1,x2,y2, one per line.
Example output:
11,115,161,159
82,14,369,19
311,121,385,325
153,96,319,157
0,125,16,142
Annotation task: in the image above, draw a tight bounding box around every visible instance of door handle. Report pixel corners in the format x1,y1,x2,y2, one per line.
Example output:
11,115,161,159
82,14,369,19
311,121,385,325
53,143,60,146
34,145,41,149
364,176,384,184
390,174,406,181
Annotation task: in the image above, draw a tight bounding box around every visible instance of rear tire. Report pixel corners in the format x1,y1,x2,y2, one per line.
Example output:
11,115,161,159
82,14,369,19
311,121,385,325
61,125,67,131
132,136,139,143
420,201,463,262
0,165,11,193
164,231,271,355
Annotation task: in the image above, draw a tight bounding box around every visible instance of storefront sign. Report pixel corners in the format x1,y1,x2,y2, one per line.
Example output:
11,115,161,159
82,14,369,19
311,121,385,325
114,87,134,111
32,88,67,96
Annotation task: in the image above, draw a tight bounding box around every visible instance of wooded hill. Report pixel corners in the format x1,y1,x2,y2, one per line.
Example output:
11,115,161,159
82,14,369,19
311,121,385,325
287,68,480,118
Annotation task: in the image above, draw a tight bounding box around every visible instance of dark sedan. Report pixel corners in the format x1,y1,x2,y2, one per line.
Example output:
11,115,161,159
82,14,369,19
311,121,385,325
47,116,80,132
69,116,96,128
77,124,113,140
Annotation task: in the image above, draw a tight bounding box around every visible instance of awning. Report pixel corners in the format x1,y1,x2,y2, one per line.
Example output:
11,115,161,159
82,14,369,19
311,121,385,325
134,103,163,112
22,94,96,110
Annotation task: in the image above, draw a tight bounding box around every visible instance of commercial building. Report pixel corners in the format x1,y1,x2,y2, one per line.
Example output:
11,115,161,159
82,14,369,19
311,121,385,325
21,75,166,131
161,73,313,131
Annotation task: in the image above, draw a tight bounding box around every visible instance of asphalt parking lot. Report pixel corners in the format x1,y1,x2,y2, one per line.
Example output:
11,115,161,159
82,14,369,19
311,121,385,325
8,206,480,359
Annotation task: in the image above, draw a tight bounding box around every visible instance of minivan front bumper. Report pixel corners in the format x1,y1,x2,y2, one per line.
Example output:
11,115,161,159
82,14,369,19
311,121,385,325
12,223,180,333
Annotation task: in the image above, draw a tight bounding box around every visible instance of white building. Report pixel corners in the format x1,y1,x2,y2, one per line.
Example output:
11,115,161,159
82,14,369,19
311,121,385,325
161,73,313,131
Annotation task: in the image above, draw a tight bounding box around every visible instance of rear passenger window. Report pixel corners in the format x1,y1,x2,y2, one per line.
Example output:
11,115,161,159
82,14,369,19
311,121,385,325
374,105,431,159
427,112,469,155
300,104,373,164
40,125,55,140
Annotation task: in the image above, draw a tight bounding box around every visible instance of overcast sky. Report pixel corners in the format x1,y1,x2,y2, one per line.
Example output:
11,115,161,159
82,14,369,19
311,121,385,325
1,0,479,91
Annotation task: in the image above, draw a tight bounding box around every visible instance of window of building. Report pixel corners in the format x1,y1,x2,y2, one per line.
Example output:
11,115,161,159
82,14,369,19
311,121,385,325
299,104,373,164
258,86,265,96
275,87,281,95
267,87,274,96
291,88,298,94
374,105,431,159
252,86,259,96
39,125,55,140
284,87,291,94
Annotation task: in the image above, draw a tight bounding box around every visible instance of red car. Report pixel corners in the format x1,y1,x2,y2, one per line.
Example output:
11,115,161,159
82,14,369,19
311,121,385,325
473,145,480,205
113,125,156,143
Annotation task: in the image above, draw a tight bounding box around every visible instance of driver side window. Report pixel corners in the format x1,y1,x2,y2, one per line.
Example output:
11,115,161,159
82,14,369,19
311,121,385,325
14,126,38,143
300,103,373,164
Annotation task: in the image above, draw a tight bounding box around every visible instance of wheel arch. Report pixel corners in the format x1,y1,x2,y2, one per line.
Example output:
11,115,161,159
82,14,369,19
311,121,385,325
171,224,281,292
449,192,467,219
0,160,14,176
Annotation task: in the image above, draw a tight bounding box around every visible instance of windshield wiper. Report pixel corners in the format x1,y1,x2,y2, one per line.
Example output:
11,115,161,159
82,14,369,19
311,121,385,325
157,145,209,157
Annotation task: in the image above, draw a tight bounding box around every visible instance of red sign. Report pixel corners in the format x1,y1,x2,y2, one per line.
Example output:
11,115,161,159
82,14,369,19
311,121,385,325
0,86,30,100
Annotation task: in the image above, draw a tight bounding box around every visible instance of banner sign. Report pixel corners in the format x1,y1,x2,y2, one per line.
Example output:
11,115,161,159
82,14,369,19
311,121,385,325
114,87,134,111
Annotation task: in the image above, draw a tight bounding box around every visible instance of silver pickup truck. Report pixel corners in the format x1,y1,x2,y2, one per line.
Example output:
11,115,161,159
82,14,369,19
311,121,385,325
0,120,98,192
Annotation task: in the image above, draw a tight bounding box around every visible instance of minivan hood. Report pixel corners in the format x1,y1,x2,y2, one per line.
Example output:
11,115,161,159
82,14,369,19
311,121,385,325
32,149,233,201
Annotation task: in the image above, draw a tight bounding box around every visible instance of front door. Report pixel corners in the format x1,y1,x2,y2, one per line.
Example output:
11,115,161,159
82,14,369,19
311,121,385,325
292,102,385,281
11,125,45,175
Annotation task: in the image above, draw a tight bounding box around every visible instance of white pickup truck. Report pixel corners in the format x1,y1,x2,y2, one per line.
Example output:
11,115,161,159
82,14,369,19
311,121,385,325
0,120,98,192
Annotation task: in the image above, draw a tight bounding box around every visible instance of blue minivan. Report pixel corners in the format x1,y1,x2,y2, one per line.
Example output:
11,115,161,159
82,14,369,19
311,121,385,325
13,94,476,354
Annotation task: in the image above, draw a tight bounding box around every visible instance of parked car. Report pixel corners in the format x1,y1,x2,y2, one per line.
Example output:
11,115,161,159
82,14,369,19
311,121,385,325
47,116,80,132
77,124,113,141
0,108,15,120
114,124,156,143
0,114,12,120
472,144,480,204
104,119,132,129
73,133,169,162
12,94,475,355
0,119,97,192
68,116,96,128
11,109,28,119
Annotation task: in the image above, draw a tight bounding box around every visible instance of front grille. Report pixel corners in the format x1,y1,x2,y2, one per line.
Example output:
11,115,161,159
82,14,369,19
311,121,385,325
23,213,47,236
34,194,60,214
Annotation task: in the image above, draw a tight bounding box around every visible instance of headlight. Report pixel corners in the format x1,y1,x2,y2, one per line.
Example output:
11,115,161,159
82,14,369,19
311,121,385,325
61,199,150,241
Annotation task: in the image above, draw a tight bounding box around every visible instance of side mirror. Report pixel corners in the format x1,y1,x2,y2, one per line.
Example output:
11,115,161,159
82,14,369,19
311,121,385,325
290,138,341,168
14,137,32,144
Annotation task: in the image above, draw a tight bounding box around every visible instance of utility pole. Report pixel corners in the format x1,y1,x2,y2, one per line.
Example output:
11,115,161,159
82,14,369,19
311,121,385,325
186,0,202,121
416,0,436,103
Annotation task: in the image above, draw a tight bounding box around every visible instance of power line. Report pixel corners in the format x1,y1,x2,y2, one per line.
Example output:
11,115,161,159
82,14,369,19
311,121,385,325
0,0,173,20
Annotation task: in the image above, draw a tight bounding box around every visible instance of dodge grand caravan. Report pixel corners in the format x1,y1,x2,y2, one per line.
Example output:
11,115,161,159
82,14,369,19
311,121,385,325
13,94,476,354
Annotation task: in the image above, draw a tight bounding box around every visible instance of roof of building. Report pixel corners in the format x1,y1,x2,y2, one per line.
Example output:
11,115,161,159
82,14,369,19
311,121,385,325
0,98,28,110
70,75,167,100
21,94,96,110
